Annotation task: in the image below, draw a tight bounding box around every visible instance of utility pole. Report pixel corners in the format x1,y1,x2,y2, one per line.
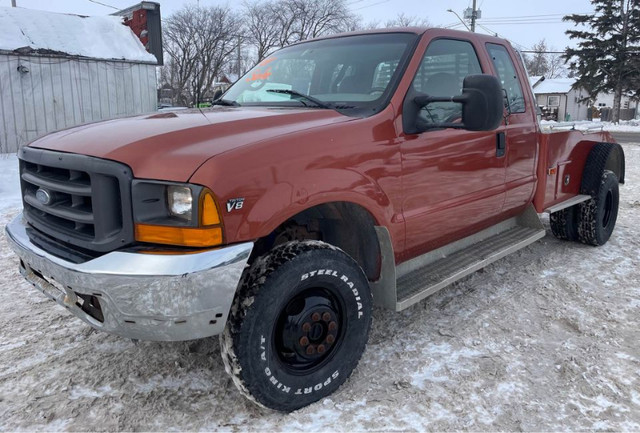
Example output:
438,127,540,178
11,0,17,7
462,2,480,32
471,0,477,32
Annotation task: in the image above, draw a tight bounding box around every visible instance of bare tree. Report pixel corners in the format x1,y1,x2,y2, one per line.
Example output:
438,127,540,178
349,12,430,31
384,12,430,28
546,53,566,79
163,8,199,105
243,1,294,62
524,39,567,79
163,5,242,106
242,0,357,63
524,39,550,77
284,0,356,42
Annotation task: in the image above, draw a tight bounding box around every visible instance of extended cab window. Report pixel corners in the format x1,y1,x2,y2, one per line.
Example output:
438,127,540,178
411,39,482,125
486,43,526,113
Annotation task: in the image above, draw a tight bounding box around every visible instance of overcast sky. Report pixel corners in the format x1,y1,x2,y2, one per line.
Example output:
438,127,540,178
1,0,595,51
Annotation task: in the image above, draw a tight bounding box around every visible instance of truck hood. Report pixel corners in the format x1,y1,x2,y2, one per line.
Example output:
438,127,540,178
29,107,353,181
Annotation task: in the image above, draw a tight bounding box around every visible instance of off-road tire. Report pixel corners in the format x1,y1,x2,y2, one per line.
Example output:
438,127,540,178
549,205,579,241
577,170,619,246
220,240,373,412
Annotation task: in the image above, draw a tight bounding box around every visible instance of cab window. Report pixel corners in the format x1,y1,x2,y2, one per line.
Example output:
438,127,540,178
486,43,526,113
411,39,483,125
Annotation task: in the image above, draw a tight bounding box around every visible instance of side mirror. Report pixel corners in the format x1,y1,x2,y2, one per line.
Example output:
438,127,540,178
403,74,504,134
459,74,504,131
212,89,223,101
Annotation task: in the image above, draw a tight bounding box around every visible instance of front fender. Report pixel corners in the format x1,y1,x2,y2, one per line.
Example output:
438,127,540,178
187,105,403,248
234,167,394,241
190,155,400,247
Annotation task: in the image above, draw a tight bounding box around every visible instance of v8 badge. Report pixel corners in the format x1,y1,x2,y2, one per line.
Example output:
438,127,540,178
226,198,245,212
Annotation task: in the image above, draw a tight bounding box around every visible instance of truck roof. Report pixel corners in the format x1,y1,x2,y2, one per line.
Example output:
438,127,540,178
289,27,514,48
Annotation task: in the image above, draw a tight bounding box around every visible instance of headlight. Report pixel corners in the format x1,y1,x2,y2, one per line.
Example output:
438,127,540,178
132,181,223,247
167,185,193,220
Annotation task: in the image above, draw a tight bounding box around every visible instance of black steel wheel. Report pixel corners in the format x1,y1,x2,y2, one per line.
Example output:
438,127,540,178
221,241,372,412
274,287,344,373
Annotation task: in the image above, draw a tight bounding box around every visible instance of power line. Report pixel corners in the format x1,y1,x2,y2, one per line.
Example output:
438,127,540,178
476,23,530,51
479,21,565,25
351,0,390,11
481,13,566,20
480,17,565,23
86,0,119,10
521,51,566,54
481,17,566,22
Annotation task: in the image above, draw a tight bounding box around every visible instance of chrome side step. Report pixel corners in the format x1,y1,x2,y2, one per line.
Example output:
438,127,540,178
371,205,546,312
543,194,591,214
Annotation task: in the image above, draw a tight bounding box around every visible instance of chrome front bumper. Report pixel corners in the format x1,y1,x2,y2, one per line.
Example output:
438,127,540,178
5,213,253,341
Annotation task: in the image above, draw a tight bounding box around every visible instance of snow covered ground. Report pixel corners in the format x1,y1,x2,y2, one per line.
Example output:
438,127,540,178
541,119,640,133
1,144,639,431
0,154,22,214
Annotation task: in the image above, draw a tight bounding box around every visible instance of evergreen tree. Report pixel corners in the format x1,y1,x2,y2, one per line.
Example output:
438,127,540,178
564,0,640,122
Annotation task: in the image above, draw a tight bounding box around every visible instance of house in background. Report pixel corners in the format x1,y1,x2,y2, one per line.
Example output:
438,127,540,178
531,78,590,122
0,6,158,153
528,75,544,89
593,92,639,121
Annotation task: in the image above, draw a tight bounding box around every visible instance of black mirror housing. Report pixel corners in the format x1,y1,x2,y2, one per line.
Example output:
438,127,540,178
402,74,504,134
459,74,504,131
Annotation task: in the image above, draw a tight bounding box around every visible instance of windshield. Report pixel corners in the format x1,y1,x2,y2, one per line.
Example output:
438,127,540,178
223,33,419,115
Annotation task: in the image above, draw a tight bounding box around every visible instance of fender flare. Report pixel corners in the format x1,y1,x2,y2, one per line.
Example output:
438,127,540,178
581,142,625,196
235,167,394,242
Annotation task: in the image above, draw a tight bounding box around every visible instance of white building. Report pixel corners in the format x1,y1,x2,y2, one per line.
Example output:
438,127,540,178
594,92,637,110
0,7,157,153
531,78,590,122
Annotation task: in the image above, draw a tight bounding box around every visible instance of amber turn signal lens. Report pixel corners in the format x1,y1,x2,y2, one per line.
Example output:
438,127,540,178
200,190,220,226
135,224,223,247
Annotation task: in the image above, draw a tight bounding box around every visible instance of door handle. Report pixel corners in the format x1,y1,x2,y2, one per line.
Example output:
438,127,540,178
496,132,506,158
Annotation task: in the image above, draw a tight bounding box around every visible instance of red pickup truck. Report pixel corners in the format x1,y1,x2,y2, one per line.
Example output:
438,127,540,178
6,28,625,412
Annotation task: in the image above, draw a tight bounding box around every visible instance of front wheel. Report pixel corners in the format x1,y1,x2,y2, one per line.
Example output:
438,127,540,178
221,241,373,412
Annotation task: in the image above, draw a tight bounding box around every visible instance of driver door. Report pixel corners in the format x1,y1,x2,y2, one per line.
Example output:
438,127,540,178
400,38,507,258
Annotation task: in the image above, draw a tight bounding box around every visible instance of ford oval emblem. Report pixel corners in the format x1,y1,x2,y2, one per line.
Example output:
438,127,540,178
35,188,52,206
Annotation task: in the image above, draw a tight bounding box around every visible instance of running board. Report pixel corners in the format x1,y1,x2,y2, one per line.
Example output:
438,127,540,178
371,205,546,312
543,194,591,214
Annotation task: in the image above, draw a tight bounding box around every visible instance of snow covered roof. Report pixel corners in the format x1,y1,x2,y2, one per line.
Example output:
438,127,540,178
533,78,577,94
0,7,156,63
528,75,544,87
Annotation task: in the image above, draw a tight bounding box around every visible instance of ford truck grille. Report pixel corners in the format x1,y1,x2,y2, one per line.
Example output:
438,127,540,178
19,147,134,254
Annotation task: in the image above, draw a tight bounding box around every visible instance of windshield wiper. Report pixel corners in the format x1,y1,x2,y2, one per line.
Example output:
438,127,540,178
266,89,333,109
212,99,240,107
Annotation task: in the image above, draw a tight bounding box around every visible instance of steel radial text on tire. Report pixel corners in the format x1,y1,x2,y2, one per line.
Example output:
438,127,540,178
220,240,373,412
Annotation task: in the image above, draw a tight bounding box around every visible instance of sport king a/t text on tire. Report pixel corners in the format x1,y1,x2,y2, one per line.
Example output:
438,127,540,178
220,240,373,412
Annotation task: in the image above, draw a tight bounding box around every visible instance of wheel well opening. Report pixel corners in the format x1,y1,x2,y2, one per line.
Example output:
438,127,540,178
250,202,381,281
